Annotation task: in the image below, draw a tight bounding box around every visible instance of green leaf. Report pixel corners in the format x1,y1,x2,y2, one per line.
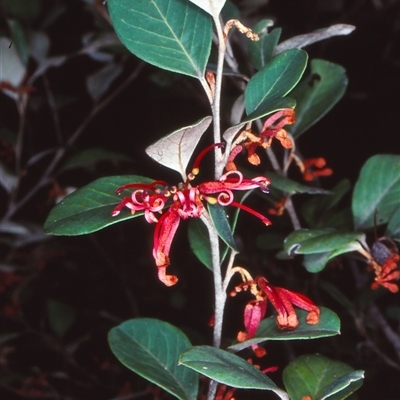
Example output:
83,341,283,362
289,59,348,138
59,148,132,173
249,24,281,70
301,180,351,228
188,218,213,270
188,191,255,269
386,206,400,240
284,229,365,255
229,307,340,352
187,218,229,270
109,318,198,400
207,203,237,251
44,175,153,236
220,0,240,20
302,252,333,273
244,49,308,115
243,97,297,123
179,346,288,399
108,0,212,79
352,154,400,230
46,300,76,339
320,281,355,313
282,354,363,400
7,19,29,66
294,234,365,273
318,371,365,400
306,234,363,271
268,172,331,195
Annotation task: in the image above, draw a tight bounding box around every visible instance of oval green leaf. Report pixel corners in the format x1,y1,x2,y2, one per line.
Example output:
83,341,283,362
244,49,308,115
179,346,288,399
249,24,281,70
243,96,297,123
108,0,212,79
289,59,348,138
301,179,351,228
46,299,76,339
282,354,364,400
284,229,365,255
44,175,153,235
386,206,400,240
229,307,340,352
302,239,364,273
207,203,237,251
352,154,400,231
188,218,213,270
8,19,29,66
109,318,198,400
187,218,229,270
268,172,331,195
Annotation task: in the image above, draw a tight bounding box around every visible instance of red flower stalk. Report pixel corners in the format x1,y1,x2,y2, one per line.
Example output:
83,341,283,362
112,145,271,286
227,109,295,171
232,275,320,349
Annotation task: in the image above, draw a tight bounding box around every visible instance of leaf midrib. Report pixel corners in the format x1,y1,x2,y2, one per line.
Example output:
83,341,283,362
117,327,193,399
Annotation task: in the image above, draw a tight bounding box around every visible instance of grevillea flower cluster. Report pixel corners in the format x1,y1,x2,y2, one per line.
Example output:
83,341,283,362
230,271,320,356
112,144,271,286
370,252,400,293
226,109,296,171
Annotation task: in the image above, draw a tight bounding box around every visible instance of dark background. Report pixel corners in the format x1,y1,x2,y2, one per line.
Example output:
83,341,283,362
1,0,399,399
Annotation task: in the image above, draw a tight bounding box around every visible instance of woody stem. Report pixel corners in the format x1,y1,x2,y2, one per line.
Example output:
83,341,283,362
202,210,225,400
212,15,227,179
201,212,225,349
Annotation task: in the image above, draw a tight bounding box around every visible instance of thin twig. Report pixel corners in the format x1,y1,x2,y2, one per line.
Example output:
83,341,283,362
368,303,400,363
9,92,29,207
285,195,301,231
2,63,145,222
222,250,240,293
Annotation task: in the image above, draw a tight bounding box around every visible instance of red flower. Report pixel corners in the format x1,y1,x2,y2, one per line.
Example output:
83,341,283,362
232,276,320,353
227,109,295,171
112,145,271,286
298,157,333,181
268,197,286,216
371,253,400,293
